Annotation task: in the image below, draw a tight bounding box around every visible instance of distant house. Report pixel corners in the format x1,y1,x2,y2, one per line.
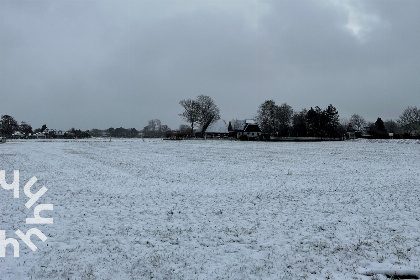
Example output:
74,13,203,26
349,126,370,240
11,131,24,139
56,130,65,137
346,132,356,140
34,132,46,139
65,131,75,138
202,119,229,138
229,119,262,140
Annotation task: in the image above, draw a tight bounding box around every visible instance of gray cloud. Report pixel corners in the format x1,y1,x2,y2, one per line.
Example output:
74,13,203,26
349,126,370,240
1,0,419,130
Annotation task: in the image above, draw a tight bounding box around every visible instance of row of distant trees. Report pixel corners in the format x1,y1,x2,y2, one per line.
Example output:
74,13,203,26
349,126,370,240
255,101,420,139
2,99,419,139
177,96,345,139
89,120,171,138
255,101,344,138
343,106,420,138
0,115,91,139
1,95,221,140
90,127,139,138
177,96,419,139
0,114,174,139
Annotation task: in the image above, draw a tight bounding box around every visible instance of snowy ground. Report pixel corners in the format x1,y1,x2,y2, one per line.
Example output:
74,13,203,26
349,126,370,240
1,138,420,279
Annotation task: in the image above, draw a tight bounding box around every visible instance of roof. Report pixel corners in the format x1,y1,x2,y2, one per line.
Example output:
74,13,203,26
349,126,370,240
244,123,261,133
205,119,228,133
231,119,260,132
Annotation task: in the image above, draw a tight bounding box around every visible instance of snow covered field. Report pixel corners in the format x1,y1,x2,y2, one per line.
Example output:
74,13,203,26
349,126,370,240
1,139,420,279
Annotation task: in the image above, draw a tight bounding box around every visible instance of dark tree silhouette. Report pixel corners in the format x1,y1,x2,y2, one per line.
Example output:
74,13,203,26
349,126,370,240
179,95,220,135
398,106,420,136
369,118,388,138
19,121,33,137
179,99,201,135
255,100,278,135
291,109,308,137
197,95,220,134
306,107,322,137
0,115,19,138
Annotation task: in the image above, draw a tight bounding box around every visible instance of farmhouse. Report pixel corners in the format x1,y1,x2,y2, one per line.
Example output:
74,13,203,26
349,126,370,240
33,132,46,139
229,119,262,140
55,130,65,137
11,131,24,139
202,119,229,138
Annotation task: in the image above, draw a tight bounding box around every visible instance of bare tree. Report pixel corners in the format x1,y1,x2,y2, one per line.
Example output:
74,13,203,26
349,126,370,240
179,99,201,135
349,114,366,132
143,119,169,138
179,95,220,135
230,119,244,131
397,106,420,136
197,95,220,133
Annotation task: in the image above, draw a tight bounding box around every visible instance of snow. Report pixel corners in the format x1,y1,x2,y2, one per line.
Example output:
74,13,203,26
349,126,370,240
1,139,420,279
204,119,229,133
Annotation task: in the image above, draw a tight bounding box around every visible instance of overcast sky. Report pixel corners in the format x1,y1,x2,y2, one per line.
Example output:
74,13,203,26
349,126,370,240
1,0,419,130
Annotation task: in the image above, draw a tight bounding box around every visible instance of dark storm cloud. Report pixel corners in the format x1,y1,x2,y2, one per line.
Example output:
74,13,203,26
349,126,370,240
1,0,419,130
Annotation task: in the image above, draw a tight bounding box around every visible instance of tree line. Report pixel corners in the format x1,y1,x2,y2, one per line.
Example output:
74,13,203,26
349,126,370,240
1,98,419,140
90,120,171,138
255,101,345,139
0,115,91,139
0,114,171,139
177,96,420,139
344,107,420,138
255,101,420,139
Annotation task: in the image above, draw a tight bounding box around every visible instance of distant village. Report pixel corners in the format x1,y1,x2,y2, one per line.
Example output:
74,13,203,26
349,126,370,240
1,97,419,142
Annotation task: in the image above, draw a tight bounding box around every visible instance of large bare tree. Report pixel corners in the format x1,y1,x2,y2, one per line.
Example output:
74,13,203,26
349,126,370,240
179,95,220,135
196,95,220,133
143,119,170,138
349,114,366,132
179,98,201,135
398,106,420,136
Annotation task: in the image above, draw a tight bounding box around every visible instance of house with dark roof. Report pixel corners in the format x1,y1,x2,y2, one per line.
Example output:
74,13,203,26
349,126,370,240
228,119,262,140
